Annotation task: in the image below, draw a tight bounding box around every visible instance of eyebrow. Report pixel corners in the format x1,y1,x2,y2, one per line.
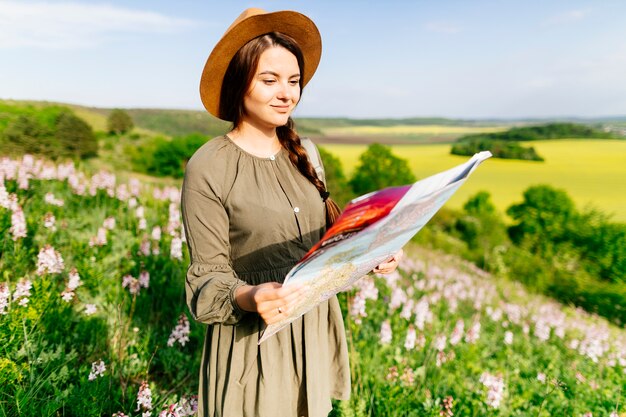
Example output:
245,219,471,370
258,71,300,78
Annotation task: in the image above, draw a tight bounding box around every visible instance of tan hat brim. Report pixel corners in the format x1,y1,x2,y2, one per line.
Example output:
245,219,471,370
199,10,322,120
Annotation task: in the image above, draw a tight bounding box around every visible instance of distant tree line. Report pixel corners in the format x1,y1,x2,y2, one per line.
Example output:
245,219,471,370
451,122,616,161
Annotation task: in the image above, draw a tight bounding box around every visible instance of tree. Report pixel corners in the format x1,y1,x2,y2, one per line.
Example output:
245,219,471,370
506,185,577,254
107,109,134,135
55,112,98,158
348,143,416,195
2,115,55,156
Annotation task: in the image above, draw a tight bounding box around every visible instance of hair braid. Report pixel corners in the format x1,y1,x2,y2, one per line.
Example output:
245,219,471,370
277,119,341,228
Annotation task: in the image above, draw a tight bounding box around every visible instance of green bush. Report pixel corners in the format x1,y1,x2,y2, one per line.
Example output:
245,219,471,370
451,139,543,161
349,143,416,195
131,134,209,178
107,109,134,135
318,146,355,208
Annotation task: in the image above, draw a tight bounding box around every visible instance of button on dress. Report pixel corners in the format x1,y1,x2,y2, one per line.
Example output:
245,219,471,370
181,135,350,417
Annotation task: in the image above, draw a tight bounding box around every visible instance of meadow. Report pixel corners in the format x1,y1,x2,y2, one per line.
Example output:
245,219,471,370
317,125,507,143
1,154,625,416
323,139,626,222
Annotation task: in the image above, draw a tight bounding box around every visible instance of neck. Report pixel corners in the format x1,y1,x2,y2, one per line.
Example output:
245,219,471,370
229,120,282,156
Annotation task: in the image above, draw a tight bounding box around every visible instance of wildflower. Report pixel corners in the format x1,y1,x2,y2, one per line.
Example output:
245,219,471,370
609,412,618,417
112,413,129,417
138,218,147,230
139,238,151,256
480,372,505,409
151,226,162,241
136,381,153,413
44,192,64,206
178,396,198,416
465,320,481,344
379,320,392,345
575,371,586,384
10,207,27,240
167,314,191,347
61,289,75,302
36,245,65,275
385,366,399,381
88,360,106,380
89,227,107,247
0,283,11,314
0,185,10,208
128,197,138,208
389,287,407,310
537,372,546,383
399,298,414,320
84,304,97,315
349,292,367,324
400,367,415,386
414,298,431,330
434,334,447,351
152,242,161,256
504,331,513,345
449,320,464,346
583,413,592,417
13,279,32,306
404,325,417,350
170,237,183,260
67,268,82,290
43,212,56,230
135,206,145,219
103,217,116,230
122,275,140,295
139,271,150,288
440,396,454,417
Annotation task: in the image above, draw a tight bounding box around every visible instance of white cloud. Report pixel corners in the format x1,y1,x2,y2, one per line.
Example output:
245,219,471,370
423,21,462,35
542,9,590,26
0,1,197,49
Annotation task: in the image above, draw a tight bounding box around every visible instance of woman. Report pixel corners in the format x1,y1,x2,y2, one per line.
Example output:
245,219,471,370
182,8,401,417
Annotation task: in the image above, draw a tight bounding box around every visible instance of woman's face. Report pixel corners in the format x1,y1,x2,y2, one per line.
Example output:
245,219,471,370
242,46,301,129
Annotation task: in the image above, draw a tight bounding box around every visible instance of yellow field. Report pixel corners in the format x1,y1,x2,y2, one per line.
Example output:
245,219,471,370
322,140,626,222
322,124,506,136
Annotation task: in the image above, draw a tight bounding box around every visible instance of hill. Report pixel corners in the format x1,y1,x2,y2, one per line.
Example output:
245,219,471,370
1,155,624,415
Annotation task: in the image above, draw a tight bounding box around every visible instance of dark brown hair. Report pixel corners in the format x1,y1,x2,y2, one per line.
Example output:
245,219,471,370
219,32,341,227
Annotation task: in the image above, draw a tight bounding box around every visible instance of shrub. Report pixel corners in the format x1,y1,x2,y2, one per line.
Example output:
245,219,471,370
349,143,416,195
107,109,134,135
55,112,98,158
318,146,354,208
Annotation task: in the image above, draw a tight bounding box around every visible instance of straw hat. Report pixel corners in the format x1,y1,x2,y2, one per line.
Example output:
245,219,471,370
199,8,322,120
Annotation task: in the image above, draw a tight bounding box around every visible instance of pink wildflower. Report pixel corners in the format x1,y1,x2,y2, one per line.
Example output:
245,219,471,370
103,217,116,230
168,314,191,347
537,373,546,383
136,381,153,413
44,192,64,206
0,283,11,314
504,331,513,345
465,320,481,344
84,304,97,315
151,226,162,241
122,273,149,296
440,396,454,417
400,367,415,386
43,212,56,230
36,245,65,275
170,237,183,260
414,298,431,330
89,227,107,247
379,320,392,345
404,325,417,350
112,413,129,417
138,218,147,230
10,207,27,240
139,238,151,256
13,279,32,306
349,293,367,324
434,334,447,351
385,366,399,381
480,372,505,409
449,320,464,346
88,360,106,380
139,271,150,289
0,185,10,208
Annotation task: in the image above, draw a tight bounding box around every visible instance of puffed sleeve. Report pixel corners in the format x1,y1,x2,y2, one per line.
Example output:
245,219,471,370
181,184,248,325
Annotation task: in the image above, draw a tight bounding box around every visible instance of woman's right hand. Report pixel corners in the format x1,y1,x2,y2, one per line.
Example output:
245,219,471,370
235,282,308,325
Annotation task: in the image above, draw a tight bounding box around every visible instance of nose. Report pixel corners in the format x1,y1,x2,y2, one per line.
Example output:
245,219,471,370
276,81,293,101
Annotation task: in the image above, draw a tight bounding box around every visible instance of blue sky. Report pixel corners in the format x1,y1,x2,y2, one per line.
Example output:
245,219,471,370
1,0,625,119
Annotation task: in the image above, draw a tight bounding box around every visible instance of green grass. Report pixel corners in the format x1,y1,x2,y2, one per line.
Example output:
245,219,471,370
322,139,626,222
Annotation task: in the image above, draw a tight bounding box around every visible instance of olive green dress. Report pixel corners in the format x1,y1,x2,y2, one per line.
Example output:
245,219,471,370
181,135,350,417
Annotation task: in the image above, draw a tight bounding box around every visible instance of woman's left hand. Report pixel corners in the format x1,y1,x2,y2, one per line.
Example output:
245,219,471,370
373,249,403,274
